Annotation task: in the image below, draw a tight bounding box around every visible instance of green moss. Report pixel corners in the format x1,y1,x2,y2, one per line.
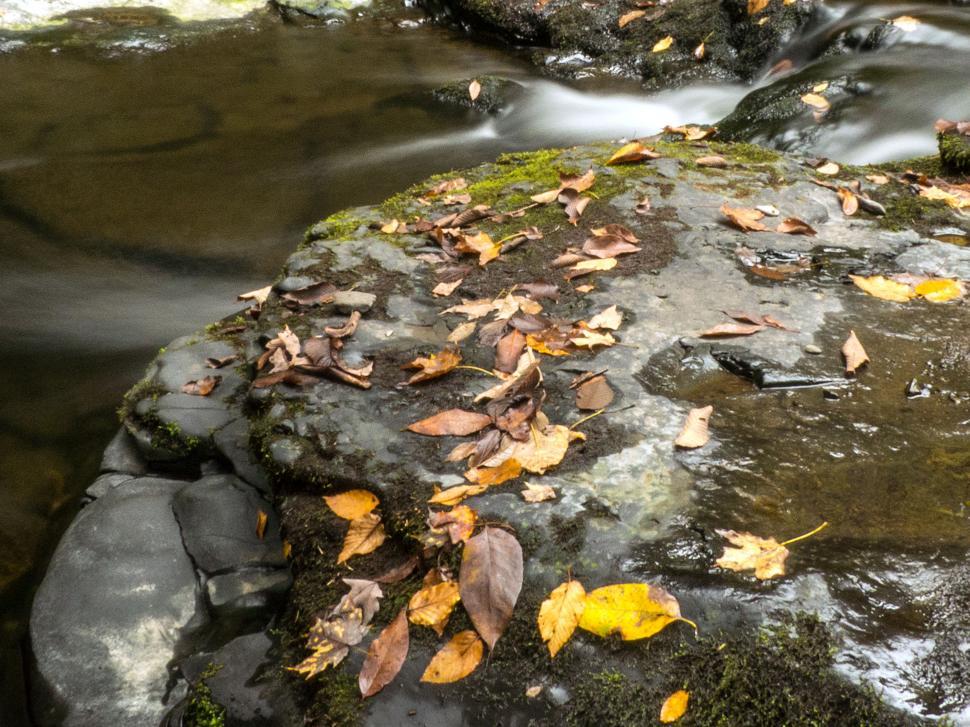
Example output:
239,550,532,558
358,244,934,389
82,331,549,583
938,133,970,175
876,189,953,233
183,665,226,727
305,209,367,243
305,670,362,727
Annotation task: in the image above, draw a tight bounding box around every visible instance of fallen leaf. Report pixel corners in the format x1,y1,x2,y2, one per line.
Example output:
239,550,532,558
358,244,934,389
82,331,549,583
460,527,524,648
849,274,916,303
433,278,463,297
842,330,869,375
538,580,587,657
587,305,623,330
635,195,652,215
748,0,769,14
607,141,660,165
699,322,764,337
442,298,497,320
720,203,767,232
583,234,641,259
238,285,272,304
576,374,614,410
664,125,716,141
374,555,420,584
504,424,582,474
866,173,890,185
359,608,409,698
564,258,618,280
420,631,484,683
618,9,645,27
256,510,268,540
429,484,488,506
325,311,361,339
205,355,238,369
776,217,817,235
408,409,493,437
715,530,789,580
812,81,829,93
800,93,830,111
325,490,380,520
694,42,705,60
456,231,501,266
526,685,543,698
696,155,728,168
428,505,478,544
674,405,713,449
181,375,221,396
652,35,674,52
521,483,556,502
660,690,690,723
915,278,964,302
338,513,387,564
469,79,481,101
559,188,591,225
816,161,840,175
837,187,859,215
408,581,461,635
448,321,477,343
464,458,524,486
403,346,462,384
578,583,690,640
891,15,920,31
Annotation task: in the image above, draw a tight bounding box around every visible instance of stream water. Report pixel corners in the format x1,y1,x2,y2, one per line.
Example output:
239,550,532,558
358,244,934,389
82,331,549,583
0,0,968,723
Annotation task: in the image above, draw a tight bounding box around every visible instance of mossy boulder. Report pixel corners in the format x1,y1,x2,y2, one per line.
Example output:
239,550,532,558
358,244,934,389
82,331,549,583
939,130,970,175
431,75,526,114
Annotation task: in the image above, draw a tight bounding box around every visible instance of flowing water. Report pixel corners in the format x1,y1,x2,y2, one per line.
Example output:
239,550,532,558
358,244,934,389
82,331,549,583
0,1,967,722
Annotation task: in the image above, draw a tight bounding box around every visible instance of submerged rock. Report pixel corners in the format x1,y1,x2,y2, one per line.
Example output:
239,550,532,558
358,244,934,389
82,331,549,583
431,75,525,114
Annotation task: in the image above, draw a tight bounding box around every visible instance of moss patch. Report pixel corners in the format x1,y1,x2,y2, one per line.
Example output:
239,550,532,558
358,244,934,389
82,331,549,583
183,665,227,727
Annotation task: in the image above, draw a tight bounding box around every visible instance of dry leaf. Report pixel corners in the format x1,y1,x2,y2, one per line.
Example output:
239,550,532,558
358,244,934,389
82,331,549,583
428,505,478,544
448,321,477,343
408,581,461,635
618,9,645,27
465,458,524,486
842,330,869,375
812,81,829,93
433,278,463,297
715,530,789,580
748,0,769,14
800,93,830,110
606,142,659,166
521,483,556,502
776,217,817,235
238,284,272,304
915,278,964,302
660,690,690,723
181,375,221,396
699,322,764,337
338,513,387,564
576,375,614,410
652,35,674,53
664,125,716,141
408,409,493,436
578,583,689,640
374,555,420,584
570,329,616,349
359,608,409,698
325,490,380,521
849,274,916,303
674,405,713,449
635,195,652,215
720,203,767,232
696,155,728,168
526,685,543,698
429,484,488,506
565,258,618,280
506,424,581,474
816,161,840,175
403,346,462,384
256,510,268,540
460,527,524,648
837,188,858,215
587,305,623,330
538,580,587,657
891,15,920,31
866,174,890,185
694,42,705,60
420,631,483,684
468,79,481,101
206,355,238,369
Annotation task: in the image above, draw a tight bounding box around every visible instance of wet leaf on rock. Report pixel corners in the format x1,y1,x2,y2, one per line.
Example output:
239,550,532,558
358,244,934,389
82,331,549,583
674,405,713,449
721,203,767,232
324,490,379,520
776,217,817,235
428,505,478,544
521,482,556,502
359,608,409,698
181,375,221,396
842,330,869,375
652,35,674,52
576,375,614,410
837,187,859,215
420,630,484,684
578,583,692,640
408,581,461,635
429,484,488,506
618,9,645,27
460,527,524,649
849,274,915,303
715,530,789,580
606,141,660,165
338,512,387,564
699,322,764,338
800,93,830,111
464,458,524,486
468,79,481,101
660,690,690,723
403,346,462,384
538,579,586,657
256,510,268,540
408,409,493,436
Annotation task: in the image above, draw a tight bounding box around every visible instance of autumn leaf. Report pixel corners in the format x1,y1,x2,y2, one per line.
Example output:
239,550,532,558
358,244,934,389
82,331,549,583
429,484,488,506
456,231,501,266
842,330,869,375
578,583,693,640
505,424,583,475
800,93,830,111
660,690,690,723
570,329,616,349
674,405,713,449
576,375,614,410
324,490,379,521
433,278,463,297
866,173,890,185
606,141,660,165
699,322,764,337
256,510,268,540
583,234,641,259
837,187,859,215
359,608,409,698
721,203,767,232
465,458,524,486
205,354,238,369
816,161,839,175
468,79,481,101
776,217,817,235
403,346,462,384
181,375,221,396
891,15,920,31
849,274,915,303
915,278,964,302
408,409,493,436
664,125,716,141
338,512,387,564
564,258,618,280
694,42,705,60
696,155,728,168
421,631,484,684
748,0,769,14
618,9,645,27
460,527,524,649
428,505,478,544
538,580,586,657
408,581,461,635
448,321,477,343
715,530,789,580
652,35,674,52
521,483,556,502
238,284,272,305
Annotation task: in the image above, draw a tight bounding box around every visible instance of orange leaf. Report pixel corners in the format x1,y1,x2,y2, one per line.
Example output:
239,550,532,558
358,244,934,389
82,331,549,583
324,490,380,520
338,513,386,564
408,409,493,436
660,690,690,723
420,631,484,683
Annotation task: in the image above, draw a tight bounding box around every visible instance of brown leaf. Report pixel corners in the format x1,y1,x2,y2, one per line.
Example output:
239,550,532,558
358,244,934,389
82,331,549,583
635,195,652,215
521,483,557,502
837,187,859,215
447,321,477,344
325,311,362,339
420,631,483,684
515,281,560,301
842,330,869,375
576,375,614,410
699,322,764,337
181,375,221,396
374,555,420,584
460,527,524,649
607,141,660,165
205,355,238,369
618,9,645,27
558,188,590,225
403,346,462,385
696,155,728,168
495,330,527,374
428,505,478,544
338,513,387,564
720,203,767,232
408,409,493,437
583,234,641,259
280,281,337,308
674,405,713,449
359,608,409,698
776,217,817,235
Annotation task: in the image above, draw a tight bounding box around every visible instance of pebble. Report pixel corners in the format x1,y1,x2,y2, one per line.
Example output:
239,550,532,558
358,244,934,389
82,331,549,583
804,344,822,354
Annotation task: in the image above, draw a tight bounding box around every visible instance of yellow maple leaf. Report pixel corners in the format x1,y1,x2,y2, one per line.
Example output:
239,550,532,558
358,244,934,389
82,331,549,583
849,274,916,303
578,583,694,640
915,278,964,302
508,425,584,475
538,580,586,657
715,530,789,580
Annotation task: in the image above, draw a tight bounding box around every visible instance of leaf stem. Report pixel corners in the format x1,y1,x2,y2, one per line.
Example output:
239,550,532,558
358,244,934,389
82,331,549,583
781,521,829,547
455,365,501,378
570,408,606,430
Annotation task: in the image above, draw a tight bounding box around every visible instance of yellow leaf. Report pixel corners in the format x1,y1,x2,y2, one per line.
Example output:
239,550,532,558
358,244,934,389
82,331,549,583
570,329,616,349
256,510,268,540
652,35,674,53
816,161,839,175
526,334,572,356
578,583,691,640
848,274,916,303
338,512,386,564
715,530,789,580
812,81,829,93
748,0,770,14
508,425,582,475
915,278,964,302
538,580,586,657
465,458,523,486
421,630,484,683
569,258,618,275
618,9,645,27
800,93,830,110
428,484,488,506
408,581,461,635
606,141,659,165
324,490,380,520
660,690,690,723
891,15,920,31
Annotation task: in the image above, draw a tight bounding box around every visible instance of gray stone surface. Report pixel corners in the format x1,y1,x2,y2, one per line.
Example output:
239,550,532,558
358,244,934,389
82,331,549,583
99,426,148,475
206,568,292,611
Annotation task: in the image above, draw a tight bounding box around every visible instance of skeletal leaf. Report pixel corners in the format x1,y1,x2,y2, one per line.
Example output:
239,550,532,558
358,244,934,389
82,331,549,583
465,458,524,486
715,530,789,580
181,375,221,396
800,93,830,110
408,581,461,635
408,409,493,436
338,513,386,564
915,278,964,302
618,9,645,27
521,483,556,502
849,274,915,303
420,631,484,684
587,305,623,330
699,322,764,337
359,608,409,698
578,583,690,640
652,35,674,52
428,505,478,544
606,142,660,165
842,330,869,375
720,203,767,232
674,405,713,449
403,346,462,384
429,484,488,506
660,690,690,723
325,490,379,521
468,79,481,101
460,527,524,649
538,580,586,657
776,217,817,235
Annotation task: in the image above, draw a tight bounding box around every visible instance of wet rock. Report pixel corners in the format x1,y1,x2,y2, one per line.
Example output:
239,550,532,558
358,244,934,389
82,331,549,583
432,75,525,114
206,569,291,612
711,347,841,388
99,426,148,475
84,471,137,500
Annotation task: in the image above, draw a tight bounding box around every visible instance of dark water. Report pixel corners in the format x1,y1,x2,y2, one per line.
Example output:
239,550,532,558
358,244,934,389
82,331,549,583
0,1,968,723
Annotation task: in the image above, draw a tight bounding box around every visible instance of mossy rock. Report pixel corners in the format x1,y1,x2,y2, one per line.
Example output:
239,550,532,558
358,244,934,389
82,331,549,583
431,75,525,114
939,132,970,175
